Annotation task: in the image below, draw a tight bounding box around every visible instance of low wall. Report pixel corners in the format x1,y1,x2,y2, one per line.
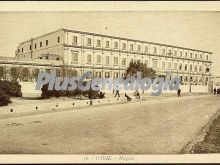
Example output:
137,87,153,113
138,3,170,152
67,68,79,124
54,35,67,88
20,82,41,94
19,82,208,95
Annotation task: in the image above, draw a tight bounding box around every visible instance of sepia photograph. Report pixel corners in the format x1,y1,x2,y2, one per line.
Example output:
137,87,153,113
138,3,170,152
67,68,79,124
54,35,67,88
0,1,220,163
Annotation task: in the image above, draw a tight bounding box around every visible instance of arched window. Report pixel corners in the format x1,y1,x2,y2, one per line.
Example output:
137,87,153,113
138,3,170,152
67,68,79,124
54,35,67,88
179,64,182,70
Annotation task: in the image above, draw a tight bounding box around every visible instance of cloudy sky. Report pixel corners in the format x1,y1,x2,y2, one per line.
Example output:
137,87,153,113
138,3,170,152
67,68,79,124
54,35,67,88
0,11,219,75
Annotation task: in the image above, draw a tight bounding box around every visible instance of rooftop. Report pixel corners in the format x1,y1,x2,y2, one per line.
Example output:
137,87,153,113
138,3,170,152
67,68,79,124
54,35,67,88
20,28,213,54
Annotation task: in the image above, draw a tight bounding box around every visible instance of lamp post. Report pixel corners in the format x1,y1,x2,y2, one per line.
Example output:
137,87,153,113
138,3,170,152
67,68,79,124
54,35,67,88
205,67,210,93
189,71,192,93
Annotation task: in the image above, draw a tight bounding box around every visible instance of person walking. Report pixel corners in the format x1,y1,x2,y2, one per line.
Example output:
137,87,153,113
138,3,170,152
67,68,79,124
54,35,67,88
136,90,141,99
214,87,217,95
177,88,181,97
217,88,220,96
114,86,120,98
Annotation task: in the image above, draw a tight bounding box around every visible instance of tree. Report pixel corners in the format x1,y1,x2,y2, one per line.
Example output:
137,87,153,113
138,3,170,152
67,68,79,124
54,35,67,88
20,68,31,81
11,67,20,81
0,67,5,80
32,68,40,81
125,61,157,79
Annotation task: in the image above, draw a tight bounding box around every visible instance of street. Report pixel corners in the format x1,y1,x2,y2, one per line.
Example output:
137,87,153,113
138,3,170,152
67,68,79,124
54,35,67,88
0,95,220,154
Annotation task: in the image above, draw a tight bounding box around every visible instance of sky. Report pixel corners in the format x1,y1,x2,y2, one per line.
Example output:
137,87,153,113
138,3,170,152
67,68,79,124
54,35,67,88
0,11,219,75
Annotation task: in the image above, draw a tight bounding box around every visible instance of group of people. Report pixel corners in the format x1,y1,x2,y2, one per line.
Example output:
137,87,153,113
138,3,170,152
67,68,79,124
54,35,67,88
114,89,141,101
213,87,220,96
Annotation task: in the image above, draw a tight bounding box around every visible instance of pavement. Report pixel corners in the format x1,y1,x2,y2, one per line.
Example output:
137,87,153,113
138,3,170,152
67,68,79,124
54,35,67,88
0,94,220,154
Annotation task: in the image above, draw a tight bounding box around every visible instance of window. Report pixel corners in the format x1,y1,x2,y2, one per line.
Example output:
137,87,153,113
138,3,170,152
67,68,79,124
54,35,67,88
105,72,110,78
168,62,171,69
97,55,101,64
144,46,148,53
199,66,203,72
153,47,157,54
137,45,141,52
185,52,188,58
114,42,118,49
174,50,177,56
87,54,92,63
190,64,192,71
46,69,50,73
106,56,110,65
87,38,92,46
114,57,118,65
73,36,77,44
97,40,101,47
168,49,172,55
190,53,193,58
72,51,78,62
195,53,198,59
57,37,60,43
162,49,165,55
162,62,166,69
34,43,37,49
179,64,182,70
122,58,126,66
195,65,197,71
174,63,177,70
96,72,101,78
185,64,188,71
200,54,203,59
144,60,148,67
206,55,209,60
56,69,61,77
40,42,42,47
46,40,48,46
114,73,119,78
130,44,133,51
22,48,23,52
29,45,32,50
152,59,157,68
105,41,110,48
180,51,183,57
122,43,126,50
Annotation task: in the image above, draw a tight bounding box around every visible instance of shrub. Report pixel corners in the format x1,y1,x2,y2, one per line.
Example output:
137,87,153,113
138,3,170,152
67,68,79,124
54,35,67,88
41,83,101,99
0,90,11,106
0,80,22,97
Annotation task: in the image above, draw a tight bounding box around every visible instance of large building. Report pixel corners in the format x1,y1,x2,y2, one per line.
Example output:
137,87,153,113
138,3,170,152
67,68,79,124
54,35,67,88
9,28,213,85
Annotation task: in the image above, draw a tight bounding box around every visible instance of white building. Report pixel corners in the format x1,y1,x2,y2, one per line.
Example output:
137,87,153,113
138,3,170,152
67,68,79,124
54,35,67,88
15,28,213,85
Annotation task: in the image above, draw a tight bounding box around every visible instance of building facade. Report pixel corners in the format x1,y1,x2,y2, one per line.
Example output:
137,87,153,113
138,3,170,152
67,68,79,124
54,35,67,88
12,28,213,85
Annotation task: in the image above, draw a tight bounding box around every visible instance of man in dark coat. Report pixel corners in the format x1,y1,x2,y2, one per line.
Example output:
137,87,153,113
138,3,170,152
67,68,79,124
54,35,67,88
177,88,181,97
214,87,217,95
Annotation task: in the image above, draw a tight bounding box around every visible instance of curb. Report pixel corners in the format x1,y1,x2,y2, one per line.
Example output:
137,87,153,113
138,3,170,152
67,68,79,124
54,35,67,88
179,108,220,154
